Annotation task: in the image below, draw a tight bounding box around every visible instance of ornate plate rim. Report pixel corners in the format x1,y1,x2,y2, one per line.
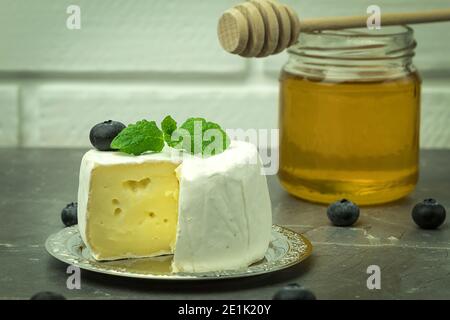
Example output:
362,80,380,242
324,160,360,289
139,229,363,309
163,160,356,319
45,225,312,280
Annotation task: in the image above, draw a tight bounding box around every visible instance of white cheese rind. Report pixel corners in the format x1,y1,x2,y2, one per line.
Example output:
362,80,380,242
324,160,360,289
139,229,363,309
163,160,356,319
77,141,273,272
173,141,272,272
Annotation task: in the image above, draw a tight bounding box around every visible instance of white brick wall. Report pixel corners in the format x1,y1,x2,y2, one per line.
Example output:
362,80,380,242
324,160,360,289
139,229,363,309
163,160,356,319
22,82,278,147
0,0,245,73
0,0,449,148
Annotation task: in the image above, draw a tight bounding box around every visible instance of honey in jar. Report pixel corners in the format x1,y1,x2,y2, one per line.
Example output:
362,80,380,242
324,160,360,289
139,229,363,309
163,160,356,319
279,27,421,205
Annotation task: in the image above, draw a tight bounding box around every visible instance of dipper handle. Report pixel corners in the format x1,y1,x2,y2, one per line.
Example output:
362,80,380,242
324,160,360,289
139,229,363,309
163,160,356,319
217,0,450,58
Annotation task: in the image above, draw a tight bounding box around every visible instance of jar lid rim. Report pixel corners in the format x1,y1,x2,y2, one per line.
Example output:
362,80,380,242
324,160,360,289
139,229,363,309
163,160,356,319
288,25,416,57
298,25,413,39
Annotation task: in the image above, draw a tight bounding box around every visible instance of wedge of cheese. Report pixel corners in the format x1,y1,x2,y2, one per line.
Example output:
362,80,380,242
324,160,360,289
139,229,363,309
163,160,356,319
77,140,272,273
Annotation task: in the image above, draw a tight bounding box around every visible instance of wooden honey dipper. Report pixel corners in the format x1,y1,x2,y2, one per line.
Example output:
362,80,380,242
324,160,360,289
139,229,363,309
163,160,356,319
218,0,450,58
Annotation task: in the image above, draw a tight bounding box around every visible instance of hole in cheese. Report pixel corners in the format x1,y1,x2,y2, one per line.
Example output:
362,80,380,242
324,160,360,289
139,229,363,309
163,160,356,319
86,162,179,260
122,177,151,193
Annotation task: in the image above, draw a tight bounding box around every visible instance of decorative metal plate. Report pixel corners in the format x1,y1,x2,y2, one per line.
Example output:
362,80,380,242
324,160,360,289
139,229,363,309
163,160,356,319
45,225,312,280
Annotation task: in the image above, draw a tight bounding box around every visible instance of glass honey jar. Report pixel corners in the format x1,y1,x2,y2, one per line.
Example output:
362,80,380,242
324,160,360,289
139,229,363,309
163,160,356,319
279,26,421,205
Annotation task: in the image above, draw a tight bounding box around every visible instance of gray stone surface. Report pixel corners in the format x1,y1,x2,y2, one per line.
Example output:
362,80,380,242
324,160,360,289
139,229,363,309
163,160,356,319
0,148,449,299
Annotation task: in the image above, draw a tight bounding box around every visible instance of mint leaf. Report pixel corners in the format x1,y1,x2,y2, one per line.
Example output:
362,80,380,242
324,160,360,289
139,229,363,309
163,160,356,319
169,117,230,156
161,115,177,135
161,115,178,146
110,120,164,155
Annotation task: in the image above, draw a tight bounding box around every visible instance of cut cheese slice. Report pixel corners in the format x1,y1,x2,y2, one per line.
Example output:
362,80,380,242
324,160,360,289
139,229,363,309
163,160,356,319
86,162,179,260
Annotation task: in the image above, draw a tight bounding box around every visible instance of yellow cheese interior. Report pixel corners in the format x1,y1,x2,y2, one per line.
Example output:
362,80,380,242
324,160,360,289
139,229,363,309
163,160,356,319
86,161,179,260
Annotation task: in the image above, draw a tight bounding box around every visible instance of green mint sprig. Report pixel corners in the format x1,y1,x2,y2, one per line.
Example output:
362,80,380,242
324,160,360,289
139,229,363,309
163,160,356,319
111,116,230,156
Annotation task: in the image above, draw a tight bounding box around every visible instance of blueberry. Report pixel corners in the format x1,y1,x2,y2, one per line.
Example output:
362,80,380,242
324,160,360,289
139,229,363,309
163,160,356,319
30,291,66,300
273,283,316,300
327,199,360,227
89,120,126,151
412,198,446,230
61,202,78,227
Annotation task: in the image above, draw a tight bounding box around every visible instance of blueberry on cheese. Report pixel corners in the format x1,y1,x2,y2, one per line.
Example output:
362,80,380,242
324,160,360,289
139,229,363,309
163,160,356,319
89,120,126,151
